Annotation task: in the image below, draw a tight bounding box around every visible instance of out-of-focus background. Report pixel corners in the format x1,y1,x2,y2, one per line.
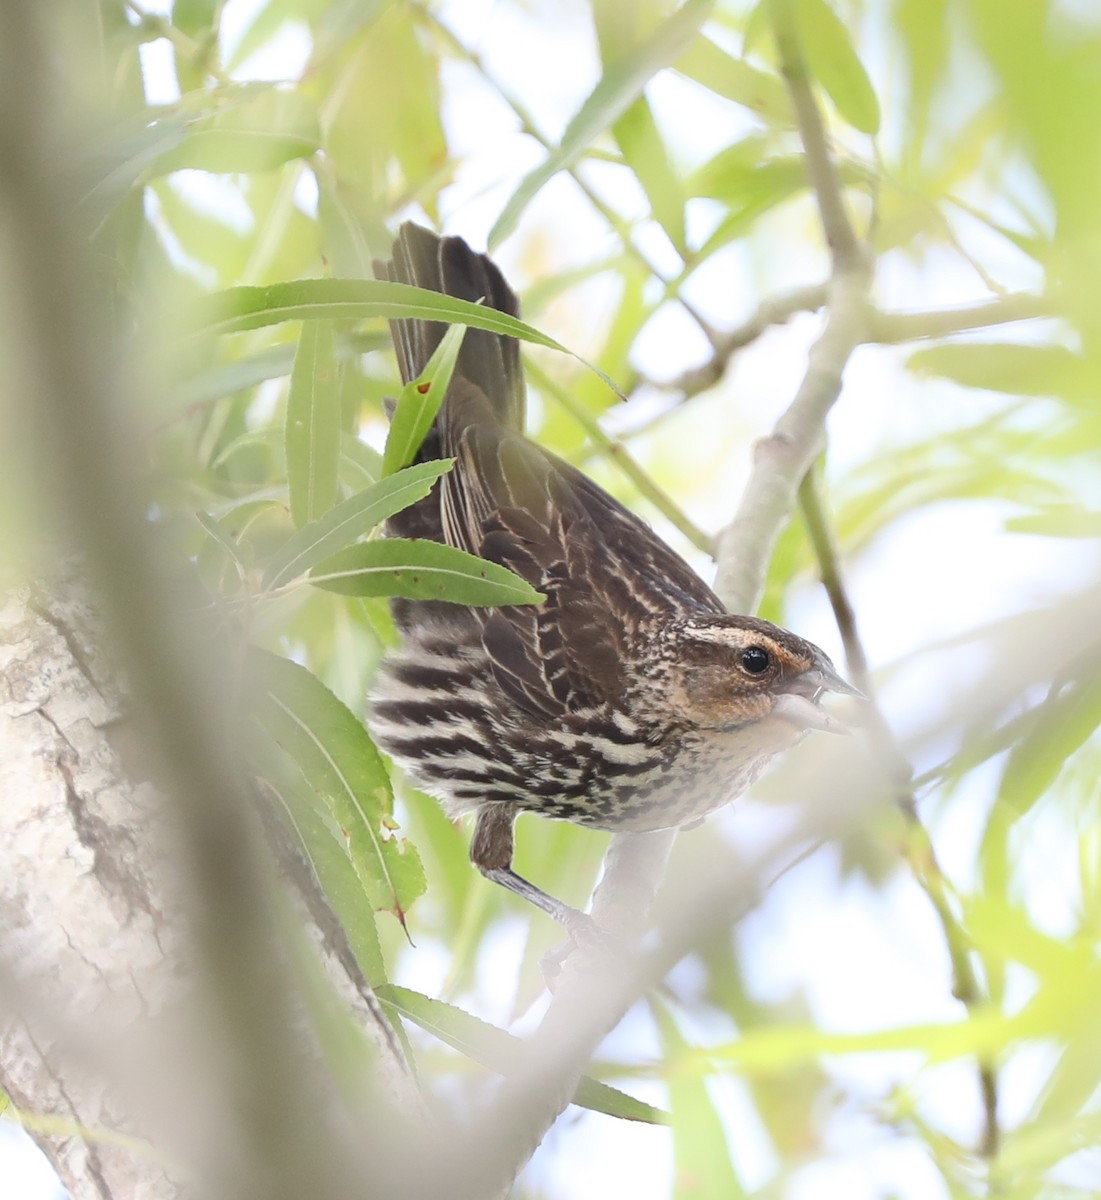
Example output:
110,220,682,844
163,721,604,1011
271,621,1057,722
3,0,1101,1196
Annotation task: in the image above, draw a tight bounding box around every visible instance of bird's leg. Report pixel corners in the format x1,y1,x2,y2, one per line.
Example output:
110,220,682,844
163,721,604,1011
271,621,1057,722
471,803,599,941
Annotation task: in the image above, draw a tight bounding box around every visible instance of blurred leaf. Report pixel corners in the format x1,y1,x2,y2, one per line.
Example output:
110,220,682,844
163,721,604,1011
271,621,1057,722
151,87,321,175
287,319,340,527
1005,507,1101,539
309,538,545,605
195,508,248,573
675,35,793,124
651,997,745,1199
489,0,718,249
194,278,570,349
76,111,190,230
894,0,950,166
263,459,453,588
339,433,383,491
252,650,425,925
796,0,881,134
908,342,1093,401
614,98,686,251
377,985,670,1125
995,671,1101,819
174,345,297,408
382,323,467,475
266,763,386,985
318,5,447,208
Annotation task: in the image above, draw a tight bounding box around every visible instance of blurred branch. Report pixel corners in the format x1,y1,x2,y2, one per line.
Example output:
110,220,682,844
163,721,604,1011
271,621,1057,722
866,292,1049,343
712,2,871,611
773,0,862,271
526,358,715,554
416,5,721,349
0,8,401,1196
797,468,1001,1161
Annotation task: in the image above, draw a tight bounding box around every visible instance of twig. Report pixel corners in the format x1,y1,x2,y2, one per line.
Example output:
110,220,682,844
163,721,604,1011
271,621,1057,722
0,8,380,1195
631,282,829,400
798,467,1000,1160
772,0,862,272
865,291,1048,343
416,5,722,350
526,358,716,555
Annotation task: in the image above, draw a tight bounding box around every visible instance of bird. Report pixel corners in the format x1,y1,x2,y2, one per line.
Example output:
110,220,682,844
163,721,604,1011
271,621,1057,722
369,223,861,939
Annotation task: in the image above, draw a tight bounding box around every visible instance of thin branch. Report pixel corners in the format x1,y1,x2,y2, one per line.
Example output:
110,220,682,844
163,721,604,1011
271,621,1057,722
417,5,721,349
772,0,863,271
526,358,716,555
633,282,829,400
797,467,1000,1160
0,8,382,1195
865,291,1049,343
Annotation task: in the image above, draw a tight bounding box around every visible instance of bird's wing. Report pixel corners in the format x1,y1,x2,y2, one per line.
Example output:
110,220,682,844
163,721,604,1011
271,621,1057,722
438,385,723,718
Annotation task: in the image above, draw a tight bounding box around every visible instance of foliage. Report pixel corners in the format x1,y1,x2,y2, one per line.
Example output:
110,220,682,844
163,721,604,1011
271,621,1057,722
51,0,1101,1196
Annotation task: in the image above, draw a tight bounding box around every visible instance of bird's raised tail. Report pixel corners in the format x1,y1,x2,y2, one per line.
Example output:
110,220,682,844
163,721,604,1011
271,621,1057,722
373,222,525,433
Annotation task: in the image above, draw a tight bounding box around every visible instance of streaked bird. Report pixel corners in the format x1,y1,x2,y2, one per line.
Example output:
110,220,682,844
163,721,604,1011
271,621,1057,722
370,224,861,937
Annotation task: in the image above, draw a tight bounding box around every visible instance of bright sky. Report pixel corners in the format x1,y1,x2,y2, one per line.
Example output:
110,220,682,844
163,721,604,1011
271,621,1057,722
6,1,1101,1196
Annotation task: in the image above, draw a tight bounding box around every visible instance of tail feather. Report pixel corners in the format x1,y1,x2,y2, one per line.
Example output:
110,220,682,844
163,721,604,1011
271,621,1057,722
374,223,524,433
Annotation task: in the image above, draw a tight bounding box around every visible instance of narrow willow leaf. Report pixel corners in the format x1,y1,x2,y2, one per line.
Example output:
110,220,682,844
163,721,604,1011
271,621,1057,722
908,342,1093,401
309,538,545,605
797,0,881,134
174,345,296,408
489,0,718,249
195,509,247,570
382,323,467,475
340,433,382,491
262,459,453,589
150,87,321,175
1006,508,1101,538
614,98,686,251
265,766,386,986
192,279,624,400
251,650,426,925
675,35,793,124
287,320,340,527
377,985,670,1125
651,998,746,1200
77,111,190,231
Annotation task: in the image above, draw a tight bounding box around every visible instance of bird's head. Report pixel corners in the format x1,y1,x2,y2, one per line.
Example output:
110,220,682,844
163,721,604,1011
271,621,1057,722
656,613,864,736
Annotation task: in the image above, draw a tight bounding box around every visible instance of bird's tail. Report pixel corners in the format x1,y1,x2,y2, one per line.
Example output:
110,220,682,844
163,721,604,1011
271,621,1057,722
374,223,525,434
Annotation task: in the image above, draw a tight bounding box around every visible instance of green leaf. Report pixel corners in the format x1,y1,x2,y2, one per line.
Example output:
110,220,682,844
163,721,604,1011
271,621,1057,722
262,460,454,589
287,319,340,527
382,323,467,476
195,508,247,567
377,985,670,1125
308,538,545,606
195,278,563,351
173,345,297,408
614,99,686,251
651,997,745,1199
489,0,718,249
77,111,190,231
675,35,793,124
265,764,386,986
251,650,426,925
1005,507,1101,538
150,87,321,175
907,342,1093,401
796,0,881,135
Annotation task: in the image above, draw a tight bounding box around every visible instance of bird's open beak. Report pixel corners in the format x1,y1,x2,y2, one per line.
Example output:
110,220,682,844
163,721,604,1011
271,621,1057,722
773,652,866,734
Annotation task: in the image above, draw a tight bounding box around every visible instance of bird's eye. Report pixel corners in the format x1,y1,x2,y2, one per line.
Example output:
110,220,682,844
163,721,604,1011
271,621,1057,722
740,646,771,675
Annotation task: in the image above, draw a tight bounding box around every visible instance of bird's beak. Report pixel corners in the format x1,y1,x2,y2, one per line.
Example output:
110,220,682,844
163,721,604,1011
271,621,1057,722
773,652,866,735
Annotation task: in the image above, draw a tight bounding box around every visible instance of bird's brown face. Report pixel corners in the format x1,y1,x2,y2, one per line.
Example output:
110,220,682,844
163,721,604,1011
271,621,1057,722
658,614,862,734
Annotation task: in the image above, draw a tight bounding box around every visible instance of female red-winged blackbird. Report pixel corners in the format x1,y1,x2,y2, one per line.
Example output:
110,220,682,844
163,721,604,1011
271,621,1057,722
370,224,860,935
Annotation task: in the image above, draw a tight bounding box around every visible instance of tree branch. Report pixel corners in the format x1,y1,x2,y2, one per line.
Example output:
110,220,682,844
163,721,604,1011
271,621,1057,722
798,465,1000,1160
